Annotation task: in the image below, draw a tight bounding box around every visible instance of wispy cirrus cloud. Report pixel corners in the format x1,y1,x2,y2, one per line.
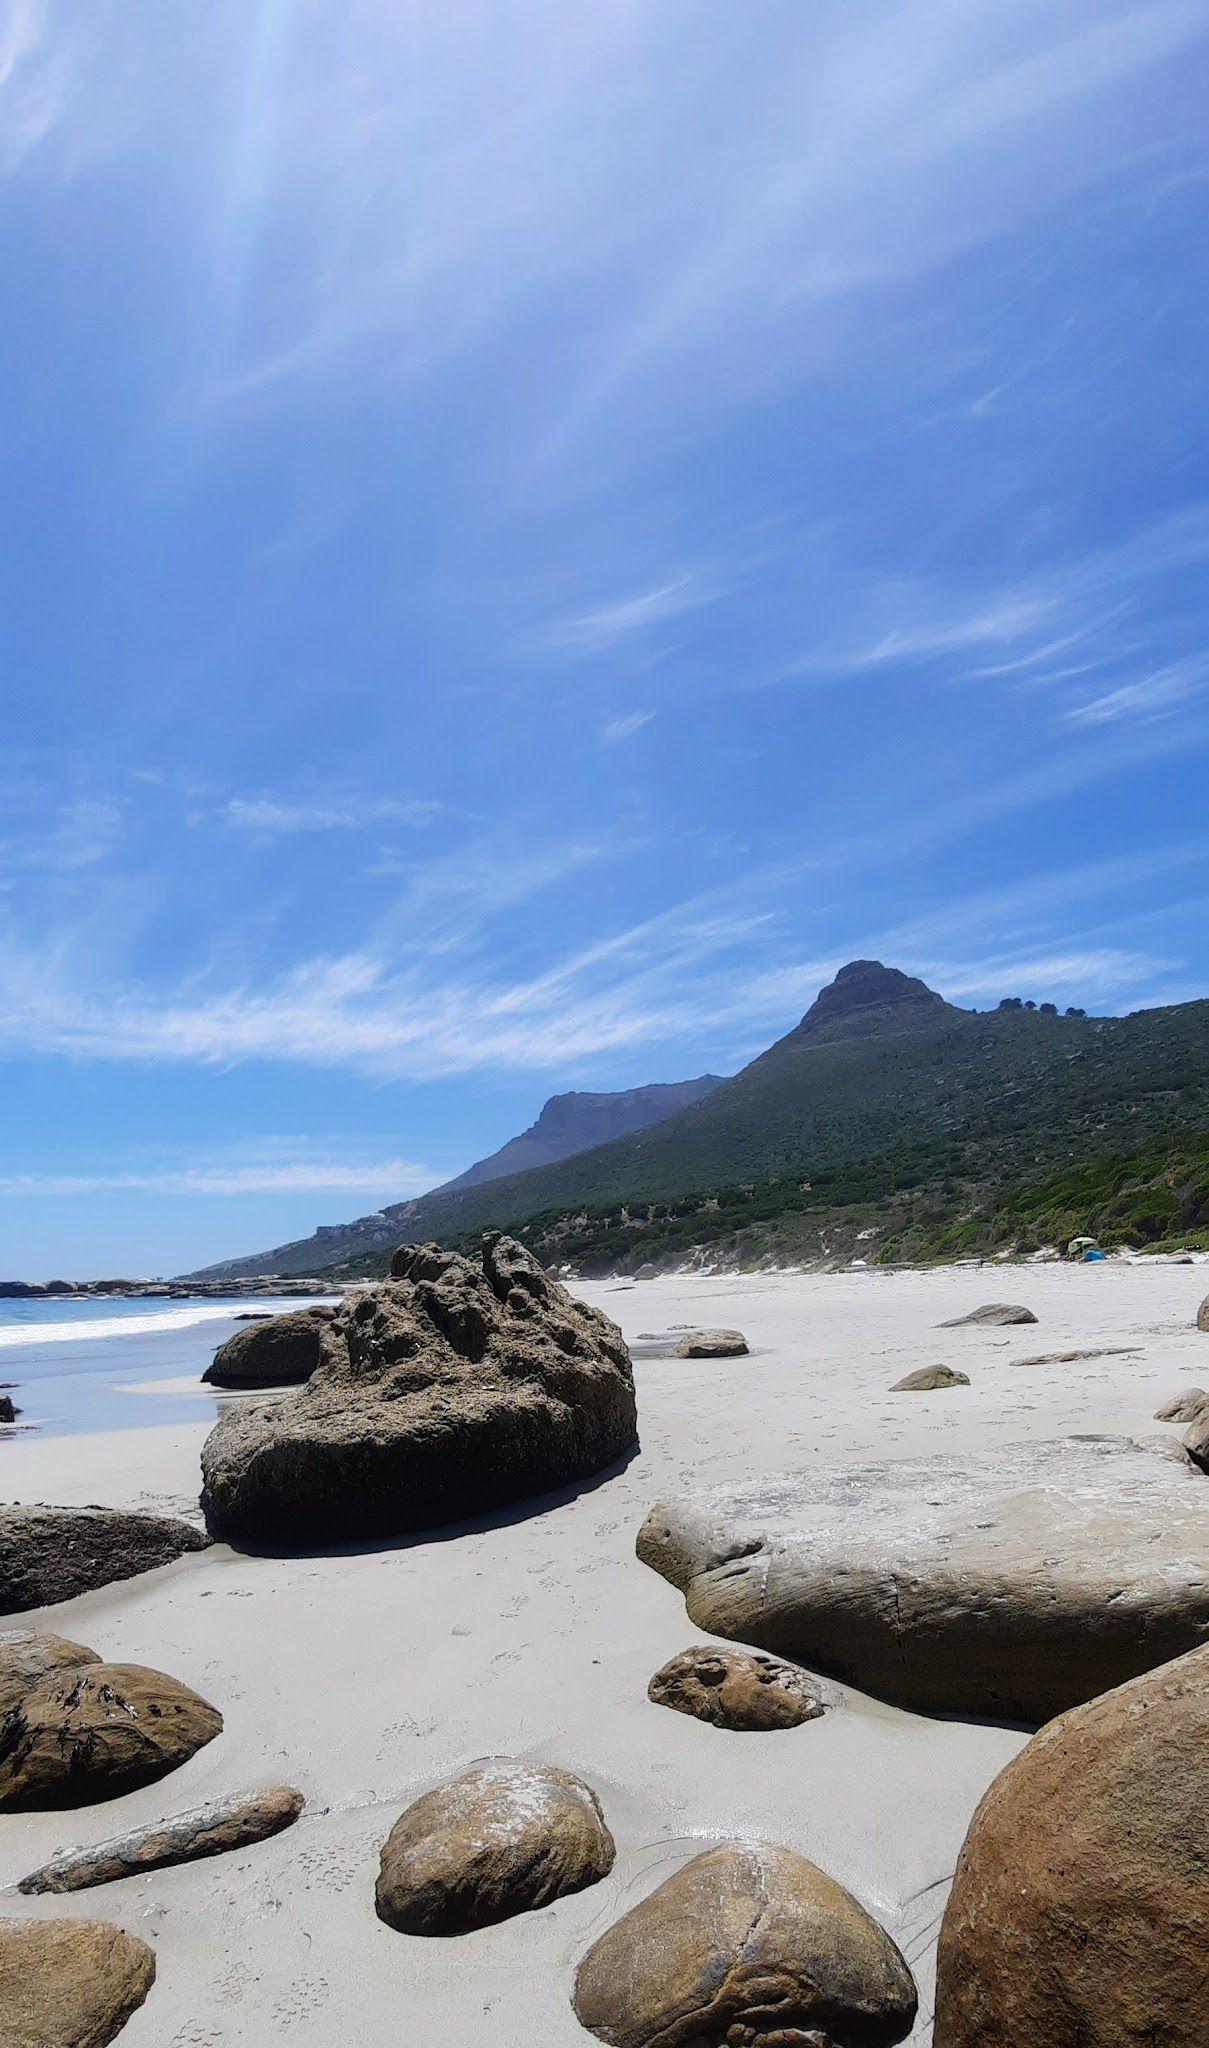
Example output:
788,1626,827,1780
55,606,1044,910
0,1154,443,1198
1063,657,1204,726
201,793,444,834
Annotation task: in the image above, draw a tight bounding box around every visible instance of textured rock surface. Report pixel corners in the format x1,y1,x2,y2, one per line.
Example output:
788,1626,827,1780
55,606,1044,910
202,1235,637,1545
203,1305,343,1387
572,1841,916,2048
1155,1386,1208,1422
1198,1292,1209,1331
0,1506,207,1615
672,1328,749,1358
890,1364,969,1391
1184,1406,1209,1471
375,1758,614,1933
0,1915,156,2048
934,1644,1208,2048
0,1662,222,1809
938,1303,1037,1327
0,1631,100,1719
20,1784,304,1893
648,1645,824,1730
637,1435,1209,1720
0,1394,19,1422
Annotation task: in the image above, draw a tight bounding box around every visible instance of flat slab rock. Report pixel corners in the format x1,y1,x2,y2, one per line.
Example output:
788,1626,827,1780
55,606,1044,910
375,1758,614,1934
202,1235,637,1546
890,1364,969,1391
672,1329,749,1358
0,1506,207,1616
648,1645,824,1730
20,1784,304,1893
938,1303,1037,1327
572,1841,916,2048
0,1661,222,1810
637,1435,1209,1722
0,1915,156,2048
934,1644,1209,2048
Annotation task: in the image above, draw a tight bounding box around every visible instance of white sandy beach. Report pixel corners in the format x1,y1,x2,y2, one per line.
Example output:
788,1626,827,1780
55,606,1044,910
2,1259,1205,2047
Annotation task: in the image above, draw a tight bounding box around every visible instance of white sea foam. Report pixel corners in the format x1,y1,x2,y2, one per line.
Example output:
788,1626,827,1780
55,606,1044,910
0,1299,333,1350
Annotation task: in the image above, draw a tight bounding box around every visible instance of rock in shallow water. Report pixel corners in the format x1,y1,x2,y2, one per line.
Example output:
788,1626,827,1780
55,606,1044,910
572,1841,916,2048
637,1435,1209,1721
890,1364,969,1391
0,1631,100,1719
933,1643,1209,2048
19,1783,304,1893
0,1915,156,2048
375,1758,614,1933
204,1305,343,1387
672,1328,749,1358
648,1644,824,1730
202,1235,637,1546
0,1506,207,1616
0,1662,222,1810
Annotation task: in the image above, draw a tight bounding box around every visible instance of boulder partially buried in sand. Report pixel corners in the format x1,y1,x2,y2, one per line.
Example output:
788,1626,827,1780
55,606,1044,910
1155,1386,1208,1422
20,1784,304,1893
375,1759,614,1933
890,1364,969,1391
648,1645,824,1730
0,1506,207,1616
204,1305,343,1387
201,1235,637,1546
933,1643,1209,2048
0,1631,100,1719
637,1435,1209,1721
672,1328,749,1358
0,1916,156,2048
572,1841,916,2048
0,1662,222,1809
938,1303,1037,1327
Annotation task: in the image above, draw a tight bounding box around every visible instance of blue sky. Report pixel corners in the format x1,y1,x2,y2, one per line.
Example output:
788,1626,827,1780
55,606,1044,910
2,1,1208,1277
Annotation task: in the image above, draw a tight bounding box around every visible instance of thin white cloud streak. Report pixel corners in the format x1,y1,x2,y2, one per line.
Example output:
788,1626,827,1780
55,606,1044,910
600,710,655,745
544,578,711,653
0,1156,442,1197
1064,658,1204,726
203,794,443,834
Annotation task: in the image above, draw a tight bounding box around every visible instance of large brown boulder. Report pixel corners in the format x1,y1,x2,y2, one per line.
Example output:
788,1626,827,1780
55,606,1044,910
572,1841,916,2048
0,1506,207,1615
375,1758,614,1933
648,1645,823,1730
0,1662,222,1809
637,1436,1209,1721
0,1916,156,2047
201,1236,637,1545
0,1630,100,1718
20,1784,304,1893
203,1305,343,1387
934,1643,1208,2048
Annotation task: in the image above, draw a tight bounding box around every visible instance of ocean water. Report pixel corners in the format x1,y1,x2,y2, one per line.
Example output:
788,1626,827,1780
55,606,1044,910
0,1295,336,1437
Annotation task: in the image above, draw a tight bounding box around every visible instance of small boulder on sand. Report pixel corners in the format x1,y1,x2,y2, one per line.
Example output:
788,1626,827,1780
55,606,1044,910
20,1784,304,1893
0,1915,156,2048
1155,1387,1208,1423
573,1841,916,2048
672,1329,749,1358
933,1643,1208,2048
0,1506,207,1616
0,1662,222,1810
0,1631,100,1719
890,1364,969,1391
375,1758,614,1934
203,1305,343,1387
648,1645,824,1730
938,1303,1037,1327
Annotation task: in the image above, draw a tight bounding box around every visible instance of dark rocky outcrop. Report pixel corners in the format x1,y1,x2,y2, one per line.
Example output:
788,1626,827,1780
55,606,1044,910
203,1305,342,1387
0,1631,100,1719
201,1235,637,1546
20,1784,304,1893
0,1915,156,2047
375,1759,614,1934
0,1394,19,1423
938,1303,1037,1327
648,1645,824,1730
0,1506,207,1615
933,1643,1208,2048
672,1328,749,1358
1155,1386,1208,1422
637,1435,1209,1721
572,1841,916,2048
890,1364,969,1391
0,1662,222,1809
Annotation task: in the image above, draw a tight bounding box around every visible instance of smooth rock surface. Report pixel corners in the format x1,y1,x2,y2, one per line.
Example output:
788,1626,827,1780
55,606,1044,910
0,1915,156,2047
672,1328,749,1358
0,1506,207,1615
202,1235,637,1545
20,1784,304,1893
938,1303,1037,1327
934,1644,1209,2048
890,1364,969,1391
647,1644,824,1730
637,1435,1209,1720
375,1758,614,1933
0,1630,100,1719
0,1662,222,1809
572,1841,916,2048
203,1305,343,1387
1155,1386,1208,1422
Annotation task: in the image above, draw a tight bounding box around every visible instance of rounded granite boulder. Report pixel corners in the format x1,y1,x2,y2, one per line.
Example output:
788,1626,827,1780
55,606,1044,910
0,1915,156,2048
0,1631,101,1720
890,1364,969,1391
0,1662,222,1810
203,1305,343,1387
672,1328,749,1358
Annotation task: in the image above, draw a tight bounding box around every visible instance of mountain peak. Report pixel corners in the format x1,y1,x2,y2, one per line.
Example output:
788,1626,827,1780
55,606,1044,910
790,959,948,1042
